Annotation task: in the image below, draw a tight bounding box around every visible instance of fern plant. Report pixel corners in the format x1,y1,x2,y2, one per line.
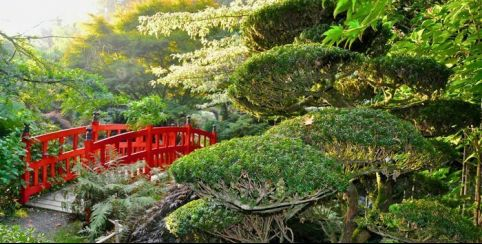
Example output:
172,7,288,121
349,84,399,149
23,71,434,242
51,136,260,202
71,158,168,240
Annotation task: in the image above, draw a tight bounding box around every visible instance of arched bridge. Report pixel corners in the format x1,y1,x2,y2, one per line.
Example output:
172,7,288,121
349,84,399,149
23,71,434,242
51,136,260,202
19,116,217,204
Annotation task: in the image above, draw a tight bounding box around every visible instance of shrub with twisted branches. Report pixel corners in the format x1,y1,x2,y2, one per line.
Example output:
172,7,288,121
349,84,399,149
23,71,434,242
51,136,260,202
265,108,440,178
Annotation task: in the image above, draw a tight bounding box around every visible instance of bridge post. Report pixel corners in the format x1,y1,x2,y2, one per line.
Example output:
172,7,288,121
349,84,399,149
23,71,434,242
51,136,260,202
84,126,94,168
19,123,32,204
91,111,100,141
185,116,192,154
145,125,153,175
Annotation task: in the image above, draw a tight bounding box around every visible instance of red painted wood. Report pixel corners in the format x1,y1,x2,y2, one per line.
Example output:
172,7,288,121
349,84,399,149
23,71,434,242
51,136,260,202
19,122,216,204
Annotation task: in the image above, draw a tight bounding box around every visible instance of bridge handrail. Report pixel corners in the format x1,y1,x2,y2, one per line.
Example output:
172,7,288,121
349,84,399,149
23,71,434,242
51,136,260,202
19,116,217,204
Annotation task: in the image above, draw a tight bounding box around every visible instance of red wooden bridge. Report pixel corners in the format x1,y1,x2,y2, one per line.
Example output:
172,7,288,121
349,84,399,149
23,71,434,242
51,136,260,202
19,115,216,204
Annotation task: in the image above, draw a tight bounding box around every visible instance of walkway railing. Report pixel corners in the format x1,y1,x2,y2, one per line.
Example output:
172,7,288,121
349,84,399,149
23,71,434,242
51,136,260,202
19,115,217,204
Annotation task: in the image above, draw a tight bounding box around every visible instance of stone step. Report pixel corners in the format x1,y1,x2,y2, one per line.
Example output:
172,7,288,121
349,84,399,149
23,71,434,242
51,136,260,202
26,200,74,213
26,187,77,214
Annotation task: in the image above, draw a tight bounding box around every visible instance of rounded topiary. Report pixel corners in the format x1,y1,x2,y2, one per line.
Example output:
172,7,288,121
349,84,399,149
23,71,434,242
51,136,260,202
229,43,451,118
264,108,440,177
165,198,241,239
229,44,365,117
390,100,481,137
242,0,336,52
366,199,481,242
170,135,348,213
370,55,451,96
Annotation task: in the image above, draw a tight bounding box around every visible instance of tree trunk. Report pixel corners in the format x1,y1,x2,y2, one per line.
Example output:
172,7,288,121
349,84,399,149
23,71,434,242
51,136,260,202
340,183,358,243
374,173,393,212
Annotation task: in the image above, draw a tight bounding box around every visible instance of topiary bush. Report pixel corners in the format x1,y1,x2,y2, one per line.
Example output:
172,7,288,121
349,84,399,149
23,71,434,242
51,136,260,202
242,0,336,52
265,108,440,178
390,99,481,137
229,43,451,118
165,198,241,240
229,44,365,117
370,55,452,97
364,199,481,242
170,135,348,213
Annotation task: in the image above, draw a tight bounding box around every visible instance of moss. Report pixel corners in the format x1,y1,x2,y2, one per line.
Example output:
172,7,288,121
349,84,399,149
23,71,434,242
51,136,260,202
390,100,481,137
265,108,440,177
170,135,348,207
371,199,481,242
165,199,242,238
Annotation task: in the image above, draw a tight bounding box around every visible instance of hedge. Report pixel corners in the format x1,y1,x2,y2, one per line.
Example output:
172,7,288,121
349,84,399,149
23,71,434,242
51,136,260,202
242,0,336,51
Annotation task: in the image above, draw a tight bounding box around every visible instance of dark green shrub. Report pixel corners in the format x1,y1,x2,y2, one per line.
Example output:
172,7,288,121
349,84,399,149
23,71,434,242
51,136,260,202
170,135,348,212
366,199,481,242
0,130,26,216
0,224,45,243
123,95,169,130
370,55,452,96
390,100,480,137
202,113,270,141
229,44,365,117
229,43,450,118
165,198,241,239
265,108,440,177
242,0,336,52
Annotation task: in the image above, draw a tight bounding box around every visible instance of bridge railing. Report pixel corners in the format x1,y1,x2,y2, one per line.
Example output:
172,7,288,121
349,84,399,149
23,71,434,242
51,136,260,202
19,115,217,204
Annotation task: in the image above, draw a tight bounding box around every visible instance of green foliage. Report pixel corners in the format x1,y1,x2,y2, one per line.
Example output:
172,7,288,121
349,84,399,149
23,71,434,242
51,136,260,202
0,130,26,216
296,21,392,57
138,0,276,107
72,161,165,239
202,112,270,141
265,108,440,177
367,199,481,242
0,99,32,137
123,95,169,129
242,0,336,51
390,100,481,137
229,44,363,117
114,0,216,32
229,43,450,118
370,55,452,96
390,0,481,102
321,0,394,49
52,221,88,243
0,224,45,243
171,135,348,208
165,198,241,238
